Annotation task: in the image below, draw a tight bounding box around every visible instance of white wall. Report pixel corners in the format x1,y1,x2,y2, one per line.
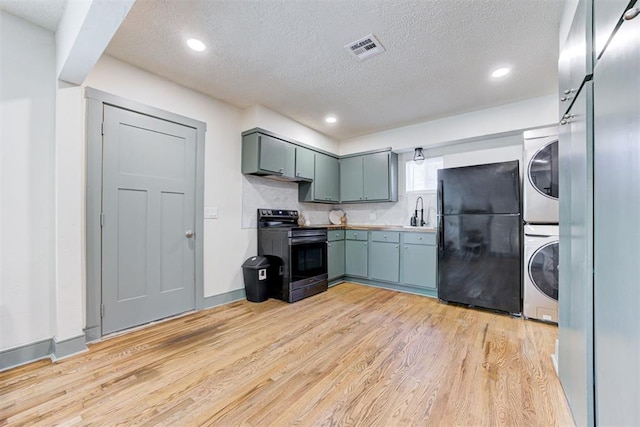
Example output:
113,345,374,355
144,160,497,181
339,95,557,155
54,83,86,342
242,105,339,154
0,11,56,351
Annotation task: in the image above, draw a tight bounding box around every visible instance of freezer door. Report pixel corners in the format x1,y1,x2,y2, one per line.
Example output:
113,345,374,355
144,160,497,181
437,161,520,215
438,214,521,313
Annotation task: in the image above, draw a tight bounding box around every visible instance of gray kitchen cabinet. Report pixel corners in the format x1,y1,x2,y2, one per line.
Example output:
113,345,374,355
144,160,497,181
242,130,295,178
295,146,315,180
339,156,363,201
558,0,593,118
340,150,398,203
345,230,368,278
401,233,437,290
298,152,340,203
327,230,345,281
592,8,640,426
314,153,340,202
363,152,391,201
558,82,595,427
369,232,400,282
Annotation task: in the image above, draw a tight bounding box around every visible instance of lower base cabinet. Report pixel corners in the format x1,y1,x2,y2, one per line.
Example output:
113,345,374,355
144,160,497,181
335,229,437,292
345,230,368,278
369,232,400,282
401,243,437,289
327,230,345,281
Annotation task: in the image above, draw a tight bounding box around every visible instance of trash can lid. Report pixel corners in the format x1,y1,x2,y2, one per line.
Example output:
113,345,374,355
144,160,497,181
242,256,270,269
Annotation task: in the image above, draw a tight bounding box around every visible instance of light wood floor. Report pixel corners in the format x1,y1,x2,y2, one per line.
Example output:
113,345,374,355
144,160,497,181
0,283,574,426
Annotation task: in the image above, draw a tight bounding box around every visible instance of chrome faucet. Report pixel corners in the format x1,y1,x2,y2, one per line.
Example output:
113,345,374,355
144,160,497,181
410,197,426,227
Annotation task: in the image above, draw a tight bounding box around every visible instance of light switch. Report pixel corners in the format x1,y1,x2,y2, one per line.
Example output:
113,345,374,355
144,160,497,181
204,207,218,219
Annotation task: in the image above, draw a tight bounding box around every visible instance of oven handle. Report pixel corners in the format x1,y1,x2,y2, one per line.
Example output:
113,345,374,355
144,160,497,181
289,236,328,245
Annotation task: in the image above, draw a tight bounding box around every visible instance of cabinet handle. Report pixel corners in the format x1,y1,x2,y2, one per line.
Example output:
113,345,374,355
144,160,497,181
384,235,387,239
354,233,358,237
364,242,368,246
395,245,399,248
404,246,408,249
563,88,576,95
624,7,640,20
278,168,284,174
328,243,332,247
419,237,423,240
560,96,572,102
296,172,301,176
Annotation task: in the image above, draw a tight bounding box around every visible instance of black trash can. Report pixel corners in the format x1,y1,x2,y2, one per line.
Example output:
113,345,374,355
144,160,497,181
242,256,270,302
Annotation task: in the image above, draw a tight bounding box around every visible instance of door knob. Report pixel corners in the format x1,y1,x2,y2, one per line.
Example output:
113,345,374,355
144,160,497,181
185,230,195,238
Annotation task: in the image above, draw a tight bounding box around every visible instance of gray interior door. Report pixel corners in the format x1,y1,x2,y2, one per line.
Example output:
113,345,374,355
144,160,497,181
102,105,196,335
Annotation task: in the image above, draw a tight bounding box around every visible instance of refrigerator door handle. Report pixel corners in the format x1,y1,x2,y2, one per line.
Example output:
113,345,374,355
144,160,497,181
438,179,444,250
437,179,443,216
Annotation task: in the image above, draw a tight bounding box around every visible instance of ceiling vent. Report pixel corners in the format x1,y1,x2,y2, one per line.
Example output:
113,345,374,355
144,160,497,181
345,34,385,61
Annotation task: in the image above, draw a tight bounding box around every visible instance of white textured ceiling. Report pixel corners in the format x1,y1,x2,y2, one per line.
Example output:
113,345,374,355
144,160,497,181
106,0,565,140
0,0,66,31
3,0,566,140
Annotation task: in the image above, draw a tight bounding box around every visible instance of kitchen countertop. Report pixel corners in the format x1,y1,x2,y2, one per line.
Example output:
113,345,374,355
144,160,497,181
314,224,437,233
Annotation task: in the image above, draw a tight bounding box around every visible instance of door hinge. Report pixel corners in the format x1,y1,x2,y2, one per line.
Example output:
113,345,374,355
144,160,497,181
100,212,104,227
100,304,105,318
101,123,104,135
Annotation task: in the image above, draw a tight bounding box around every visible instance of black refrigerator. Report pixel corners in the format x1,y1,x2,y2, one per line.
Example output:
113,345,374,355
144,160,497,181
437,160,522,314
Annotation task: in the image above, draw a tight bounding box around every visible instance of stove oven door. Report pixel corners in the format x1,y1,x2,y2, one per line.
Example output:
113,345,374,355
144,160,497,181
289,234,328,301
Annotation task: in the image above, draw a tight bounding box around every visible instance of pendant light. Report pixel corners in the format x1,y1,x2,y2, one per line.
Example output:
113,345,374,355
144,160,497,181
413,147,425,162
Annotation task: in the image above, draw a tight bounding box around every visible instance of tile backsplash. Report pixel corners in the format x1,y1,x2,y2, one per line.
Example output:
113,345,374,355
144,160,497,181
242,174,436,229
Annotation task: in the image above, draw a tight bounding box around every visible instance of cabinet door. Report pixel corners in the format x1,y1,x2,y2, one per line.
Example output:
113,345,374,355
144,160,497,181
593,13,640,427
558,83,595,427
315,153,339,202
328,240,345,280
369,241,399,282
295,146,315,180
363,152,390,201
258,134,294,177
402,244,436,289
559,0,593,116
345,240,367,277
340,156,364,201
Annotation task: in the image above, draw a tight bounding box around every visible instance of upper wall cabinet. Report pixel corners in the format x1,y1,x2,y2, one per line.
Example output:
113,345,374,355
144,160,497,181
340,151,398,203
299,152,340,203
295,146,315,181
559,0,593,118
242,130,296,179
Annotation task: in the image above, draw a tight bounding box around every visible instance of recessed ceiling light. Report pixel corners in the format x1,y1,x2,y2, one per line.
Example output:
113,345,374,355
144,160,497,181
491,67,510,78
325,116,337,124
187,38,206,52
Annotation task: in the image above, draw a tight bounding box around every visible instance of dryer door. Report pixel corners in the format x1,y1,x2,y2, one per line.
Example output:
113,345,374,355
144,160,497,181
528,241,559,301
524,138,559,223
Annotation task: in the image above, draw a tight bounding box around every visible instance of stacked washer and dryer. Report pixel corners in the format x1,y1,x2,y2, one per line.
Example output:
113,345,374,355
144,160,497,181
523,128,560,323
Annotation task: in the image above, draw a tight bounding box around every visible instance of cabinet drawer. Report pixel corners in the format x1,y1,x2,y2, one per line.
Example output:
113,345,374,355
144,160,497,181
370,231,400,243
345,230,368,241
403,232,436,246
328,230,345,241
